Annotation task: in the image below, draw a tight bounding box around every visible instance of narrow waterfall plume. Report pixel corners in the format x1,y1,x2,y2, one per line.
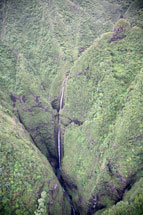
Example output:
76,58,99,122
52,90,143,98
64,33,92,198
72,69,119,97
59,78,66,110
58,126,61,169
58,77,67,169
57,78,77,215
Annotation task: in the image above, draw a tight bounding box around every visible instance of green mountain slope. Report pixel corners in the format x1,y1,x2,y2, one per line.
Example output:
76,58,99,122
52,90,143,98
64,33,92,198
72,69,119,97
0,0,143,214
0,0,136,167
61,21,143,214
0,95,71,215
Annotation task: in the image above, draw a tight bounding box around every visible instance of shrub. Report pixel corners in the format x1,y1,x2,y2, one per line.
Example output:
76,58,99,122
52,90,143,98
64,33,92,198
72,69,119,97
101,193,143,215
34,191,47,215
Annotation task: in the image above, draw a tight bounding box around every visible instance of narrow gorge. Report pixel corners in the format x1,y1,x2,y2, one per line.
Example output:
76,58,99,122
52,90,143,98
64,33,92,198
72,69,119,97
0,0,143,215
55,77,77,215
57,77,67,170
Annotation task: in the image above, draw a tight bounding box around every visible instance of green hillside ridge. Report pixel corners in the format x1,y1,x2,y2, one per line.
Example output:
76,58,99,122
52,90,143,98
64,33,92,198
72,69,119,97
0,0,143,214
61,21,143,214
0,95,71,215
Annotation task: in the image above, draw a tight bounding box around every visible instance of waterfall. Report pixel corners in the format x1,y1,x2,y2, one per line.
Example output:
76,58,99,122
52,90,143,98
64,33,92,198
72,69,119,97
58,126,61,169
59,78,66,110
57,78,77,215
58,78,66,169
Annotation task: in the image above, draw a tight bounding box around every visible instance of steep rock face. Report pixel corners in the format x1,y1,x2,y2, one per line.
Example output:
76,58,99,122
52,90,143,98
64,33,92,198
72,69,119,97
0,96,71,215
61,21,143,214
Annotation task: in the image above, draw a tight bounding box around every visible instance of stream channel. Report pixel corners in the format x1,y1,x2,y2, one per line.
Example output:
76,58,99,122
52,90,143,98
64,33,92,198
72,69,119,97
56,78,78,215
10,80,79,214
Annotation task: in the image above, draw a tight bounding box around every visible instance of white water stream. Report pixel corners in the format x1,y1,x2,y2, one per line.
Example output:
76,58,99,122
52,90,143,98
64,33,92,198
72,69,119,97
58,77,67,169
57,78,76,215
58,127,61,169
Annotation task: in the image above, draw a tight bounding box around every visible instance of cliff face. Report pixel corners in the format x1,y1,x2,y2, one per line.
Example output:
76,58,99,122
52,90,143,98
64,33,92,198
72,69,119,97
0,0,143,215
61,22,143,214
0,94,71,215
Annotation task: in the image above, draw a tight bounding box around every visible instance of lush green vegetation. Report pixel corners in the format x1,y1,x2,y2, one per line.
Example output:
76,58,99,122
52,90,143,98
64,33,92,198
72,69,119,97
0,0,143,214
61,21,143,214
0,96,71,215
99,191,143,215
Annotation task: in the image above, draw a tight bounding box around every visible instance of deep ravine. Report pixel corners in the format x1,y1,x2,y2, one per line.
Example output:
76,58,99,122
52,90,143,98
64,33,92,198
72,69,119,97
10,80,79,214
57,77,78,215
57,77,66,169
